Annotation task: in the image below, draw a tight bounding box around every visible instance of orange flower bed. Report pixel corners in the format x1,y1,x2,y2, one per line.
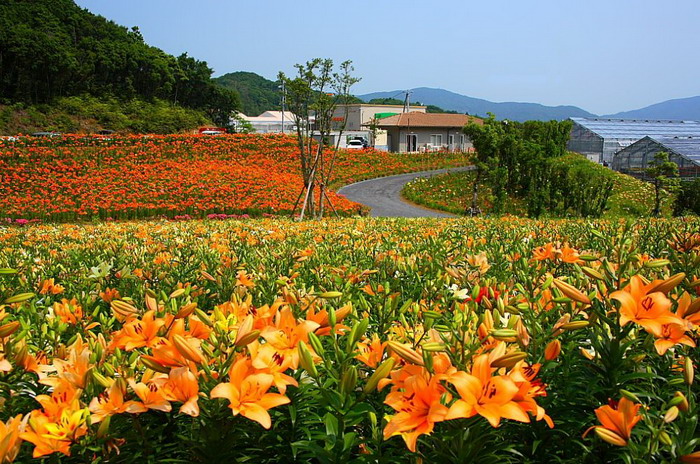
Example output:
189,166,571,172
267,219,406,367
0,134,467,221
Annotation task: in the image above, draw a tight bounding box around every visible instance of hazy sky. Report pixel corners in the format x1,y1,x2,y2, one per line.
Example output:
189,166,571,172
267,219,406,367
75,0,700,115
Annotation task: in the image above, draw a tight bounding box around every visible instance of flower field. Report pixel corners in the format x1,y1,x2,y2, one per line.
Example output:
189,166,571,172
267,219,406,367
0,134,467,221
0,217,699,462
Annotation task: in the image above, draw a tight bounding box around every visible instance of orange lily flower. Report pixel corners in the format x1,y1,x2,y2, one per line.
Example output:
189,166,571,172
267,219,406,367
162,367,200,417
89,381,147,423
109,310,165,351
356,334,386,368
248,343,298,394
38,278,64,295
383,367,449,452
585,397,641,446
260,307,319,369
611,275,681,337
39,337,91,389
0,414,25,463
533,243,556,262
654,323,695,355
559,244,582,264
210,357,290,429
446,355,530,427
128,378,172,413
52,298,83,325
21,407,88,458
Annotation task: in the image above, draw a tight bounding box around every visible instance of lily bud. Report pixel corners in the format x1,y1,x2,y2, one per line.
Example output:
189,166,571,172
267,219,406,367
234,315,255,346
111,300,138,319
544,339,561,361
649,273,685,294
172,335,204,364
658,430,672,446
298,341,318,377
0,321,20,338
363,358,395,393
581,267,605,281
561,320,590,331
387,341,424,366
489,329,518,341
685,357,694,385
619,389,641,403
169,288,186,299
176,302,197,319
491,351,528,369
674,391,689,412
664,406,679,423
140,356,170,374
340,366,358,395
595,427,627,446
553,279,591,305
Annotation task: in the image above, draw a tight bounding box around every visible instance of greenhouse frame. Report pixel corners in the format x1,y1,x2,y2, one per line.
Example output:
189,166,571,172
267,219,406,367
567,117,700,164
612,136,700,180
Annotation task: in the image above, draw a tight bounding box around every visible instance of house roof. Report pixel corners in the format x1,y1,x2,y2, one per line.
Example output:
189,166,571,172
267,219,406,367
374,112,481,128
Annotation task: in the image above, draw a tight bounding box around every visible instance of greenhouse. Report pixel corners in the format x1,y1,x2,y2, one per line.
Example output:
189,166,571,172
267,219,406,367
612,136,700,179
567,117,700,164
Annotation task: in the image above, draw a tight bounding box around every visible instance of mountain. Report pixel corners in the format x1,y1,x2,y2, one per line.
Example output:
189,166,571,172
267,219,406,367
603,96,700,120
358,88,596,122
214,72,281,116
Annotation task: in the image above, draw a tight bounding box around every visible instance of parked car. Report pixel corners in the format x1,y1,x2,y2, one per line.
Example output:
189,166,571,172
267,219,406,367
352,136,369,148
346,139,364,149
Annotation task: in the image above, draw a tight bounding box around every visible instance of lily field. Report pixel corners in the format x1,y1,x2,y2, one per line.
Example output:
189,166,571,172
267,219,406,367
0,216,699,462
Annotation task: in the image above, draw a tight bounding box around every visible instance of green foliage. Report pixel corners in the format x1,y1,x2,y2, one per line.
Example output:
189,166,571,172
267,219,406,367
0,0,238,128
403,154,670,218
214,71,283,117
0,96,209,134
646,151,681,217
674,178,700,216
462,115,573,215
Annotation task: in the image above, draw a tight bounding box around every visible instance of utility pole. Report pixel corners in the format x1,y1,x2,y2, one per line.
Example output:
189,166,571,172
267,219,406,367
402,90,412,113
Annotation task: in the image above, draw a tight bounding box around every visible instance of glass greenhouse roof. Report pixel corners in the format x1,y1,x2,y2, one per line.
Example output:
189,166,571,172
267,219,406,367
571,117,700,139
651,137,700,163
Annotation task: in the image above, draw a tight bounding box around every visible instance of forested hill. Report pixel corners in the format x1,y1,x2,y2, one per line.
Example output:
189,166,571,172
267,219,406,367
0,0,239,132
214,72,281,117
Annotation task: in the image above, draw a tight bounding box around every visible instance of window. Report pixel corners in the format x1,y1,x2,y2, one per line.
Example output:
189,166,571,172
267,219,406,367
448,135,454,146
430,134,443,146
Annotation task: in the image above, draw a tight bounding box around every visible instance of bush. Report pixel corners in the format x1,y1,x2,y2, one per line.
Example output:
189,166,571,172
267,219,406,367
674,178,700,216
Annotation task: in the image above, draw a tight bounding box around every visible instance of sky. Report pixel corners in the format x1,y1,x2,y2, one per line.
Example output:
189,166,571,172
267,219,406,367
74,0,700,115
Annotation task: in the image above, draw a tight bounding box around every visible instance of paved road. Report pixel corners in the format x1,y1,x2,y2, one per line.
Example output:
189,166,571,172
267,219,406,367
337,166,474,217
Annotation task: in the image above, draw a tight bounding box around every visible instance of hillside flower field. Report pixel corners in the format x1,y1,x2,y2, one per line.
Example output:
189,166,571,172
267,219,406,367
0,134,467,221
0,217,698,462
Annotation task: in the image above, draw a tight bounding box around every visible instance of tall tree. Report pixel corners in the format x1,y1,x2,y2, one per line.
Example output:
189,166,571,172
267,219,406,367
279,59,359,219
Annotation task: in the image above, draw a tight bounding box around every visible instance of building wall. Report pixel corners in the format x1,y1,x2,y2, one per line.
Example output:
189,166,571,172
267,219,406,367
333,105,427,131
386,128,473,153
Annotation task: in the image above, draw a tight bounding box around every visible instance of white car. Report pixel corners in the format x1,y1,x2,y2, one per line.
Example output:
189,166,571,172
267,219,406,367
346,140,364,149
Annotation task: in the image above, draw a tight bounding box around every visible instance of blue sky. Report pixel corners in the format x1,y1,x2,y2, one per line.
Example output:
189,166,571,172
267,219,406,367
74,0,700,115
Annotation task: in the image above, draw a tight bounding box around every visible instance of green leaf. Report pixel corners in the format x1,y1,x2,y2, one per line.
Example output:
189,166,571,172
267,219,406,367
324,413,338,437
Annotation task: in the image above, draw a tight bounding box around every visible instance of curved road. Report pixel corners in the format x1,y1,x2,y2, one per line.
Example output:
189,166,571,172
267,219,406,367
337,166,474,218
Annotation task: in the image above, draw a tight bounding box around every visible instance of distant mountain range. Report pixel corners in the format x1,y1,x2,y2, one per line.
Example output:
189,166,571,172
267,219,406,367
603,95,700,120
359,88,700,122
214,72,700,122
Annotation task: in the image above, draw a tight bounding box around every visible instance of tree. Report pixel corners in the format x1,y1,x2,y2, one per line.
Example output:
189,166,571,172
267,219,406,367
278,59,359,219
646,151,680,217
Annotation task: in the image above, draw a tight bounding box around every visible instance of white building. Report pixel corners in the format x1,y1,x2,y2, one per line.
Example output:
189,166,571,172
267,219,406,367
233,111,298,133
